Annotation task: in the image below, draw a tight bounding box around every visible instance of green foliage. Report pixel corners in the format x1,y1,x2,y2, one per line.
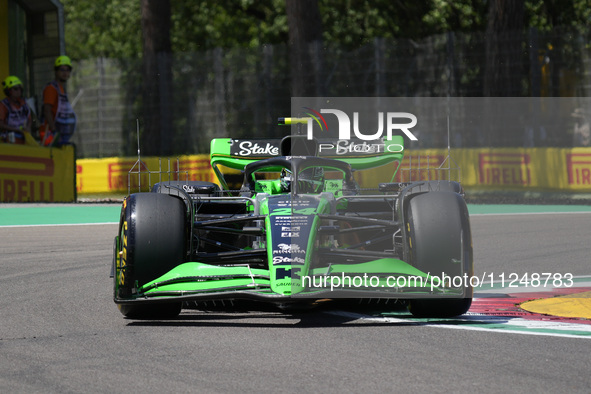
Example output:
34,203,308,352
170,0,288,51
422,0,487,33
62,0,142,60
525,0,591,32
62,0,590,59
320,0,487,47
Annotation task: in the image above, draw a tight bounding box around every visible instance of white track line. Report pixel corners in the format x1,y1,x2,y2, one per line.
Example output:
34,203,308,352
470,211,591,217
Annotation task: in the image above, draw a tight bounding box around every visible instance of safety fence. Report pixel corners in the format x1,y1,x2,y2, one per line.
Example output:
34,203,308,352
56,26,591,159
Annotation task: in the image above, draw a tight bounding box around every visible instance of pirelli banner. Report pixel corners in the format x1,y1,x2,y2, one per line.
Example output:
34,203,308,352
358,147,591,192
74,147,591,195
0,144,76,202
76,155,216,194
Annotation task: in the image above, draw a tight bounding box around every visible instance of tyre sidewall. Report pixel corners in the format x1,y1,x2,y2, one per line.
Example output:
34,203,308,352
116,193,186,298
405,191,473,317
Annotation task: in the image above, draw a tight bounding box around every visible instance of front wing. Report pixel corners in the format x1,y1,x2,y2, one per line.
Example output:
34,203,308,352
114,258,470,306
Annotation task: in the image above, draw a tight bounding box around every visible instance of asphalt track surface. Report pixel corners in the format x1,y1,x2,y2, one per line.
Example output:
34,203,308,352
1,205,590,392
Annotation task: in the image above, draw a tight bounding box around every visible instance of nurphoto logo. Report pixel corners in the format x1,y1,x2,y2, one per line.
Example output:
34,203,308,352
304,108,418,141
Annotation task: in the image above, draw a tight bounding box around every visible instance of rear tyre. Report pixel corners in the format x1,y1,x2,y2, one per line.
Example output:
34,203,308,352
405,191,473,318
115,193,186,318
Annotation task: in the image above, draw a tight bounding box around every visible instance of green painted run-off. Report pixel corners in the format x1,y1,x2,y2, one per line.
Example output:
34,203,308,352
0,204,590,226
0,206,121,226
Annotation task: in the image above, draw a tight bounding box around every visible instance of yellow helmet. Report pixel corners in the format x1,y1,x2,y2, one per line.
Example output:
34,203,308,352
55,55,73,69
2,76,23,95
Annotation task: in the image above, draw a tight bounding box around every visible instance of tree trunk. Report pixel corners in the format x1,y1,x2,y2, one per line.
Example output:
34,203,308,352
483,0,524,97
141,0,172,156
285,0,324,97
483,0,524,146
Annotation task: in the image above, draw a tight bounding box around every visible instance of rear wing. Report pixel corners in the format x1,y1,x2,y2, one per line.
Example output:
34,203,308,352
210,136,404,170
210,136,404,191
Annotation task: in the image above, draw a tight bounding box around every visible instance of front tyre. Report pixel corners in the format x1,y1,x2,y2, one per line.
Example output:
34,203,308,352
405,191,473,318
114,193,186,318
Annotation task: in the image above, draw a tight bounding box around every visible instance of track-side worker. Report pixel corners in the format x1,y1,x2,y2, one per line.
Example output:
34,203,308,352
40,55,77,146
0,76,33,144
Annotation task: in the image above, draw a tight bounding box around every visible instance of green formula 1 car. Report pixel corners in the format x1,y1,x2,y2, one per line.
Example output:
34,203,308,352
112,128,473,319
